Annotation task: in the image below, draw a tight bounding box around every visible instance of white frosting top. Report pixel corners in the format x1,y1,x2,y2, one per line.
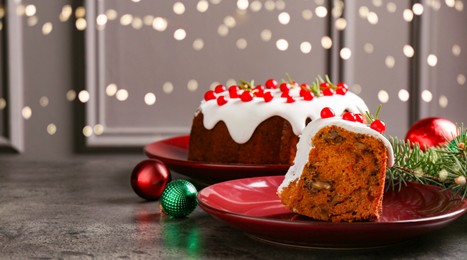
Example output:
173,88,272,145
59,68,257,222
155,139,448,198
277,117,394,193
198,87,369,144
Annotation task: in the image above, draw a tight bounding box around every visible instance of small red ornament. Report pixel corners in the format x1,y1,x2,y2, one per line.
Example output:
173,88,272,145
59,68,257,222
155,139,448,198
405,117,458,150
131,159,171,201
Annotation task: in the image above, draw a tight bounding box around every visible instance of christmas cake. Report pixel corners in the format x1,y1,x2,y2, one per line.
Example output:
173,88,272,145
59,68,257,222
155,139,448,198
188,78,369,164
277,109,394,222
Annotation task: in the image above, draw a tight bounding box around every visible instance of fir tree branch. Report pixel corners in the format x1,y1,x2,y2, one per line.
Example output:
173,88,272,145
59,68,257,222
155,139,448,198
386,126,467,199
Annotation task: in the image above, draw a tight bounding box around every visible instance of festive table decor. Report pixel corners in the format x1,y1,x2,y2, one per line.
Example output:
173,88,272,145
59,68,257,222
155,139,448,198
130,160,198,217
388,125,467,198
160,179,198,218
130,159,172,201
405,117,458,150
132,116,465,218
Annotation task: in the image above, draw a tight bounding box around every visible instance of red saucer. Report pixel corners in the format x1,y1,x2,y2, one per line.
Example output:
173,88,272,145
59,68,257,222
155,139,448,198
198,176,467,249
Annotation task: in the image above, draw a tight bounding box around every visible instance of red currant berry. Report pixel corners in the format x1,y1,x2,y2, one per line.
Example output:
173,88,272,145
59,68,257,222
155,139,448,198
253,85,265,97
370,120,386,134
279,83,289,92
342,112,356,122
300,83,310,90
240,91,253,102
336,86,348,95
337,82,349,91
286,96,295,103
320,82,330,90
214,84,226,93
355,113,364,123
320,107,335,118
302,91,314,101
217,96,228,106
322,88,335,96
263,92,273,102
289,81,299,88
254,85,264,91
204,90,216,101
228,85,239,98
281,91,290,98
265,79,278,89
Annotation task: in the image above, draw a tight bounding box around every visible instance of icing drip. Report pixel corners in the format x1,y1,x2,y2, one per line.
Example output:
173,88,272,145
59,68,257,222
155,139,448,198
277,117,395,193
199,87,369,144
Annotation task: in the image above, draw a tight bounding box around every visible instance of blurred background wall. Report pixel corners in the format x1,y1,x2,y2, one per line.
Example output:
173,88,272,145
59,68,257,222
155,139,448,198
0,0,465,159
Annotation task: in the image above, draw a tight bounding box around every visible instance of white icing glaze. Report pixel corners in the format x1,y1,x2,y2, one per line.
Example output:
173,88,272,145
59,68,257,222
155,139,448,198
198,87,369,144
277,117,395,193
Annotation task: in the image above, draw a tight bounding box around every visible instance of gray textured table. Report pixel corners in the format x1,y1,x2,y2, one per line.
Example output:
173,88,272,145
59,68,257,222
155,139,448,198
1,156,466,259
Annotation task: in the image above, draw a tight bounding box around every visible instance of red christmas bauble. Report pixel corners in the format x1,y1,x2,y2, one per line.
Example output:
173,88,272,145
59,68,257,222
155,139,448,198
405,117,458,150
131,159,171,201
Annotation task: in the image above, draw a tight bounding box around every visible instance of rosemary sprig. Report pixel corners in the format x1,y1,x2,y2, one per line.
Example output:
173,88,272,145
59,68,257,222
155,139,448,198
365,104,382,123
386,126,467,198
238,80,255,91
284,72,294,84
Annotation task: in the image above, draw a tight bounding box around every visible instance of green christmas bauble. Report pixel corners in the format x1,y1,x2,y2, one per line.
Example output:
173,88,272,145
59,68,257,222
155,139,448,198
160,180,198,218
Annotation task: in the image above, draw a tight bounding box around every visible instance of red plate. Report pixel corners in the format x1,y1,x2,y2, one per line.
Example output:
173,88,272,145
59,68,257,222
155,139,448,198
144,136,289,184
198,176,467,249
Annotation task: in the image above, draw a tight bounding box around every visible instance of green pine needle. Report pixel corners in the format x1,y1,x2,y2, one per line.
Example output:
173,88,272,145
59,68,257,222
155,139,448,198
386,126,467,199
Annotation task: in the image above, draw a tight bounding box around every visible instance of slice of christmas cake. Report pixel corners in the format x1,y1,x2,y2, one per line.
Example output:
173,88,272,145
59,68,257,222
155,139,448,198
277,108,394,222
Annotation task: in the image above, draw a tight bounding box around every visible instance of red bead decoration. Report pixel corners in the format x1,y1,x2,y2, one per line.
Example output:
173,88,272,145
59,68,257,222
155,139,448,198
131,159,171,201
405,117,458,150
